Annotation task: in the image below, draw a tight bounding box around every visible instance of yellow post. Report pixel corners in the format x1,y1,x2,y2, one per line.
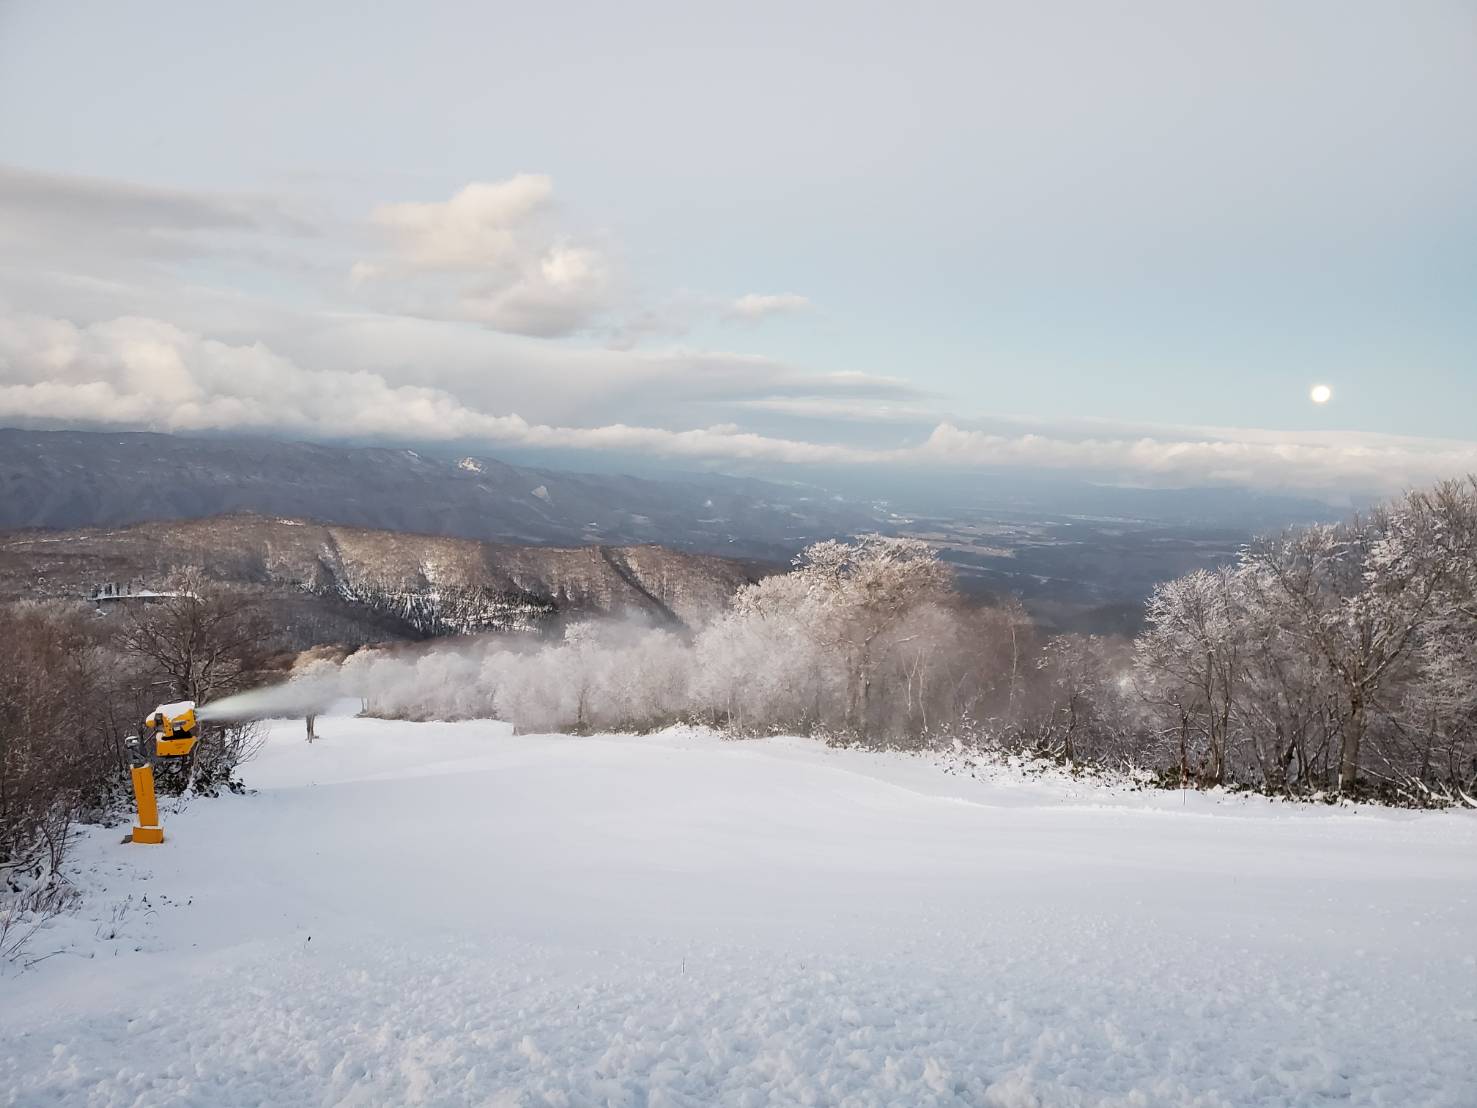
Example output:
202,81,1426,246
130,763,165,844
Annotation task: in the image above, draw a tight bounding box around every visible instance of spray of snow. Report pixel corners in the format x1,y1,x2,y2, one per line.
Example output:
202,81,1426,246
197,677,344,722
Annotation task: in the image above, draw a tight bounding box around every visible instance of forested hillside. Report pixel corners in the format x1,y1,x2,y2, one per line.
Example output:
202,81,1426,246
0,513,765,642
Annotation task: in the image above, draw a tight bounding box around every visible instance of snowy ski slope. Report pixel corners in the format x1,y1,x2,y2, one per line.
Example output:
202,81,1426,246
3,718,1475,1106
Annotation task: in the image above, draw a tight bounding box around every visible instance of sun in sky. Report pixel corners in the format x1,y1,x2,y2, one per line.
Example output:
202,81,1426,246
1310,384,1333,405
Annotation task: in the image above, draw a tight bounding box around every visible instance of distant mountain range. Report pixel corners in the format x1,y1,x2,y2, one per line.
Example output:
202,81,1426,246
1,427,1310,634
0,513,763,644
0,429,887,561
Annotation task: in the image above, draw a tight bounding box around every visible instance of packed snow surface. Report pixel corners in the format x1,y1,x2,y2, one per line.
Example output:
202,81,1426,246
4,719,1475,1107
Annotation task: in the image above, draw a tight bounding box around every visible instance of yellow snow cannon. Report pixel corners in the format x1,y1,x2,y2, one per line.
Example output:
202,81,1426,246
128,700,200,845
145,701,200,757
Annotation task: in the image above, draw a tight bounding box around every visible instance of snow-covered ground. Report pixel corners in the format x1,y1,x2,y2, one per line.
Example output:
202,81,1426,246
4,718,1475,1107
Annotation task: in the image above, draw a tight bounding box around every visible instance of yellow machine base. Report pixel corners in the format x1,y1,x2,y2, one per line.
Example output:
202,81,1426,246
155,737,198,757
131,826,165,844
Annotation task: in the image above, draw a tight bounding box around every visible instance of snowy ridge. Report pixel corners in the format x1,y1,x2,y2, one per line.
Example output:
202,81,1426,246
4,720,1474,1106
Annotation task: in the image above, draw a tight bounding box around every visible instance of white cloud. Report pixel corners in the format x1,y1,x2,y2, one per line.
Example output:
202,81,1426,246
726,293,812,322
273,313,921,430
909,423,1477,495
352,176,614,337
727,395,939,423
371,176,553,270
602,290,815,347
0,313,522,441
0,311,871,462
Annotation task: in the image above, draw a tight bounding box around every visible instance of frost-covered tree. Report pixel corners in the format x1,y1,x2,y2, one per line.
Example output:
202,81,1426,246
692,572,838,735
1241,511,1454,795
1029,634,1133,767
1229,566,1335,794
1135,568,1243,784
1368,479,1477,798
788,536,952,740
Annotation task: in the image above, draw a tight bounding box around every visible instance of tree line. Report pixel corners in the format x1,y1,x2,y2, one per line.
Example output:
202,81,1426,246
335,478,1477,806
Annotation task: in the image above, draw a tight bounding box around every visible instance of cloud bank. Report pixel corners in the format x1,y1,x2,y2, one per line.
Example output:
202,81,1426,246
726,293,813,322
3,309,1472,494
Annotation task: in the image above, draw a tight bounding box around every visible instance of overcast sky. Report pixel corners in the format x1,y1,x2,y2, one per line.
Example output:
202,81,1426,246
1,0,1473,494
